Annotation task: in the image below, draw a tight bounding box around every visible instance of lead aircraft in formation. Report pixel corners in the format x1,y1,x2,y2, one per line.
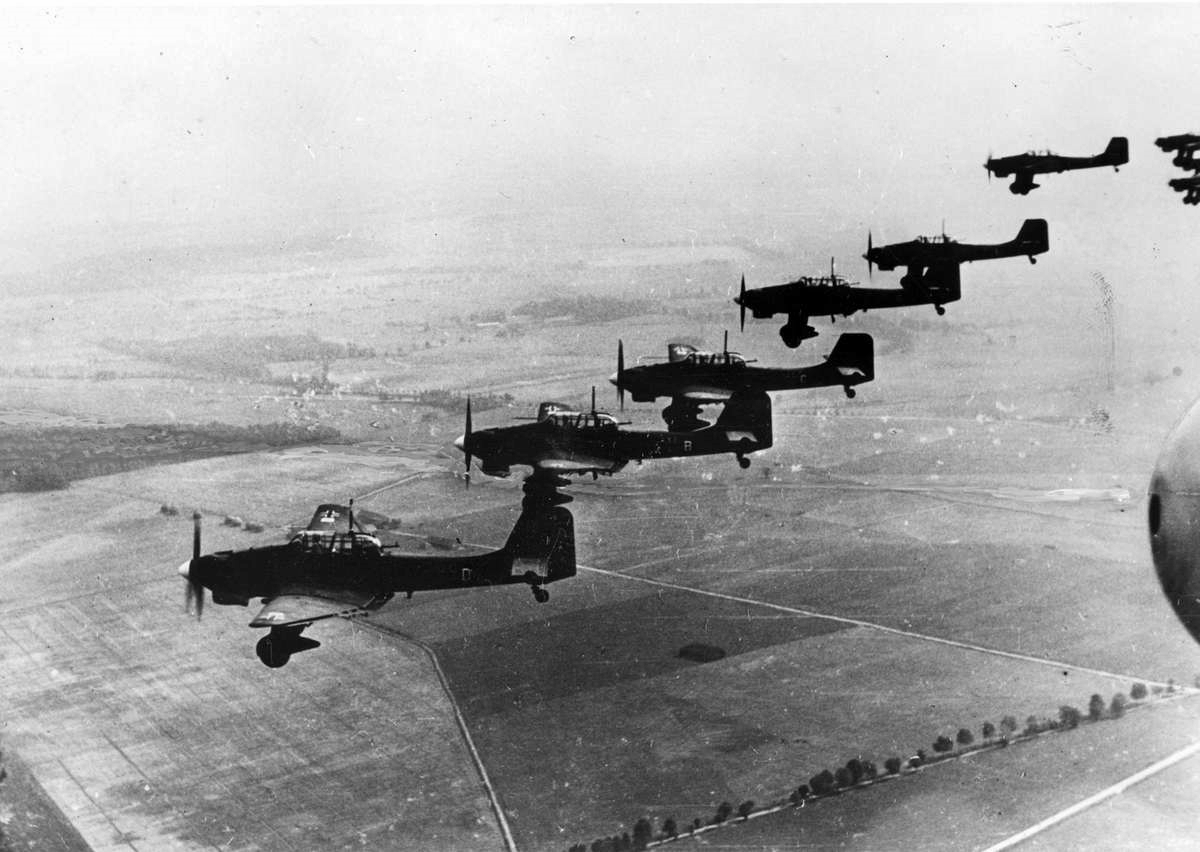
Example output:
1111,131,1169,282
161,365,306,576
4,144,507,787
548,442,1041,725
179,501,575,666
984,137,1128,194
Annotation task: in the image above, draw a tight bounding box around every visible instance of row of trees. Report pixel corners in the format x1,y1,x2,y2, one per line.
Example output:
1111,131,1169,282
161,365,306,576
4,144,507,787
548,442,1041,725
372,388,514,414
102,333,378,382
2,420,344,493
563,682,1174,851
513,294,660,323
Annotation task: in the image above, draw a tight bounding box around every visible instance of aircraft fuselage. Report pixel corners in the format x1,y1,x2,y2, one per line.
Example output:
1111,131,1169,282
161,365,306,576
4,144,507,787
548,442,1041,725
738,280,958,320
467,395,772,477
187,541,547,606
618,361,863,401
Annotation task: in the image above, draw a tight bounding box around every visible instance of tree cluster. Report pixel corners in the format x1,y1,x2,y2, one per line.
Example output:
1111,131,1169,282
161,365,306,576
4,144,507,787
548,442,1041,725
514,294,659,323
563,681,1170,852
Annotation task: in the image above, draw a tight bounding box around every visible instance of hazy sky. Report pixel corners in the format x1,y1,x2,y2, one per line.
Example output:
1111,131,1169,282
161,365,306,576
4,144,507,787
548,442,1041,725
3,5,1199,271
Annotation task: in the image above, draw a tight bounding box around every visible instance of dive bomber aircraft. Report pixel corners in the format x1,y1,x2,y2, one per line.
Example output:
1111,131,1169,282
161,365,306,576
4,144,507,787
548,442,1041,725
863,218,1049,278
1168,175,1200,205
736,258,964,347
1155,133,1200,154
984,136,1128,194
611,331,873,435
179,501,575,666
456,389,772,479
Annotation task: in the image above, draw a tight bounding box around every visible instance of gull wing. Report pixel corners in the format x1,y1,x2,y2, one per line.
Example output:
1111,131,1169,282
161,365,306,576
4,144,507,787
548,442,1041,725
249,592,381,629
535,456,623,473
679,386,733,402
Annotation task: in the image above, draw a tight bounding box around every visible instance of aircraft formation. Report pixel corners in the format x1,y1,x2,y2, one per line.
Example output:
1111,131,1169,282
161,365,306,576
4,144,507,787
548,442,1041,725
182,129,1200,667
1156,133,1200,204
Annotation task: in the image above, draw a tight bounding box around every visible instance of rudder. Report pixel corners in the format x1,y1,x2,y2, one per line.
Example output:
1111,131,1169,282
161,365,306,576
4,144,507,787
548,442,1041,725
504,505,576,582
1014,218,1049,251
715,390,773,450
1104,136,1129,165
827,333,874,383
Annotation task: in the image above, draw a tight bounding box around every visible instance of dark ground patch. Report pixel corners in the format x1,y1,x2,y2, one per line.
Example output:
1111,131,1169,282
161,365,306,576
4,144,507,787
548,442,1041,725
678,643,726,663
0,750,90,852
433,588,849,719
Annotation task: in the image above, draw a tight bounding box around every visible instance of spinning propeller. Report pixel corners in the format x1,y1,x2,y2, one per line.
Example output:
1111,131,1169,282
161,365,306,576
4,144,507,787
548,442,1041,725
181,511,205,618
866,231,874,279
461,395,473,489
616,340,625,410
738,275,747,331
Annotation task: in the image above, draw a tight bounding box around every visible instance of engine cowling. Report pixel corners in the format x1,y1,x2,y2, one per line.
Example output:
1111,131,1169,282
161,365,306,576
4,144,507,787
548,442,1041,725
1149,397,1200,644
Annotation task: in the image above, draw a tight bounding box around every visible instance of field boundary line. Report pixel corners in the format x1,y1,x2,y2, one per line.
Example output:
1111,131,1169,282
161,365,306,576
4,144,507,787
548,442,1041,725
357,621,519,852
574,562,1181,689
978,737,1200,851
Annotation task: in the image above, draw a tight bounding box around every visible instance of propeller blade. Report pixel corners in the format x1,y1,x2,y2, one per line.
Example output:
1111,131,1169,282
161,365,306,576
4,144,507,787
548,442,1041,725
183,578,204,619
185,511,204,619
739,275,746,331
591,385,597,415
463,395,473,489
617,339,625,411
866,231,874,279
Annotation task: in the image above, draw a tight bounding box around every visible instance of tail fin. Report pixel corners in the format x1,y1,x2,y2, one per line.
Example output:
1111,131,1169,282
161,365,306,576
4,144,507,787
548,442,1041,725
827,333,874,383
715,390,773,449
1103,136,1129,165
1014,218,1049,252
504,505,576,582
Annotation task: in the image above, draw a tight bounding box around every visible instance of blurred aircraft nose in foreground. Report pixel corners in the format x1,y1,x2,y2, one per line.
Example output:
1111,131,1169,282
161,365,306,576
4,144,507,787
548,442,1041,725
1149,397,1200,644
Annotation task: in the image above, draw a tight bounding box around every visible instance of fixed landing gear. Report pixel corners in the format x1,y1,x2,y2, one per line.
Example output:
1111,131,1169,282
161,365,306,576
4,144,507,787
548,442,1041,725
844,386,856,399
522,473,572,508
662,400,707,433
256,626,320,668
737,455,751,470
779,323,818,349
935,304,946,316
523,570,551,603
